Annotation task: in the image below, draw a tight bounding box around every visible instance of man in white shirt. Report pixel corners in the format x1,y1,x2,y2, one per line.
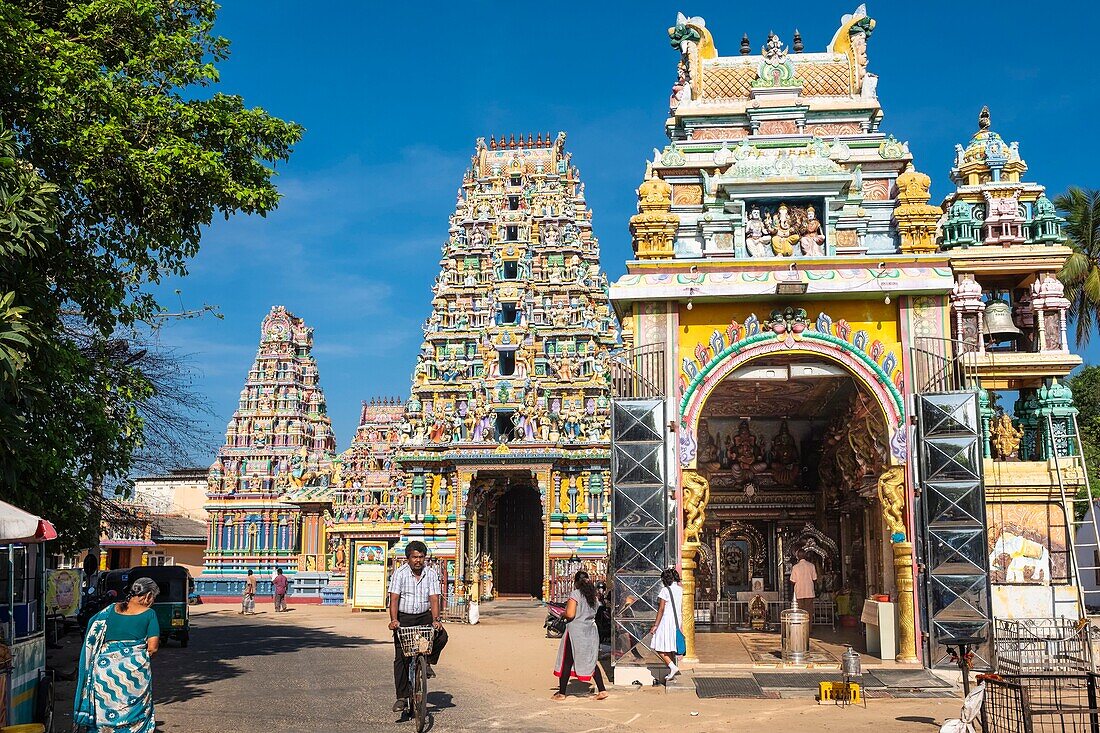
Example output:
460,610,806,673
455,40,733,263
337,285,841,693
388,541,448,714
789,550,818,616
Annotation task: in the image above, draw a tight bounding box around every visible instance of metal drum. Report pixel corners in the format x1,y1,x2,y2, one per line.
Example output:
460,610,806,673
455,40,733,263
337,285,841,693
781,604,810,663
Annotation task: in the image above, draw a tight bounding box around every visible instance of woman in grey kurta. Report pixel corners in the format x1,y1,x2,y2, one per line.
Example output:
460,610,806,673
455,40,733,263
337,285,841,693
552,570,608,700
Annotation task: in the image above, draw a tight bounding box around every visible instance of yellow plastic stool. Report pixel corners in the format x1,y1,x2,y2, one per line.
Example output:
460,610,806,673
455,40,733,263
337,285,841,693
2,725,46,733
818,681,862,704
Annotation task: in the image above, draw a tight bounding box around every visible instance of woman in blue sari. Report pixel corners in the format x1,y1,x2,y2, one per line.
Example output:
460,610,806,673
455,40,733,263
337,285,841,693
74,577,161,732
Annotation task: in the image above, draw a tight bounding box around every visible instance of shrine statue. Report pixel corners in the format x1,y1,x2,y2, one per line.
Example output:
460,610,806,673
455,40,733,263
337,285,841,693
769,420,800,486
471,394,494,442
745,208,770,258
479,554,495,601
877,466,906,540
769,204,800,257
516,391,541,441
696,417,720,466
990,412,1024,460
798,205,825,256
682,470,710,544
732,420,768,474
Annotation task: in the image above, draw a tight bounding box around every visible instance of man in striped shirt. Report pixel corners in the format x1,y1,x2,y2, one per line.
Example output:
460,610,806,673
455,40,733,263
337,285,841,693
388,541,449,714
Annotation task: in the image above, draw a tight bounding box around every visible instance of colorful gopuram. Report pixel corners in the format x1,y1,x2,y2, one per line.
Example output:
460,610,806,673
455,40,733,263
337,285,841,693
201,306,337,584
607,8,1085,671
394,133,618,602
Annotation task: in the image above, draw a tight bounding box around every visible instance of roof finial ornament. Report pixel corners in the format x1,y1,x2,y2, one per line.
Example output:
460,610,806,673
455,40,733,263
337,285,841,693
740,33,751,55
793,29,803,53
978,106,991,132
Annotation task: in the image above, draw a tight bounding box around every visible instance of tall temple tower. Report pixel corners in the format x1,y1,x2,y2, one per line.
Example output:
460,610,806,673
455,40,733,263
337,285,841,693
395,133,619,602
202,306,337,580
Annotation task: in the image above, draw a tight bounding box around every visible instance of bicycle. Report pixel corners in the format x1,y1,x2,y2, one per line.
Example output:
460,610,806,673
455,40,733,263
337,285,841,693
397,625,436,732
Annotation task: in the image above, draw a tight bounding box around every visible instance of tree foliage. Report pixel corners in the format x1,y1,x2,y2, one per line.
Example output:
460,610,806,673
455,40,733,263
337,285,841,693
1056,187,1100,346
0,1,302,550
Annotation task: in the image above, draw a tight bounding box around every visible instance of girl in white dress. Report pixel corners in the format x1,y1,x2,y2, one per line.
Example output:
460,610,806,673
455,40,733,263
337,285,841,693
649,568,684,681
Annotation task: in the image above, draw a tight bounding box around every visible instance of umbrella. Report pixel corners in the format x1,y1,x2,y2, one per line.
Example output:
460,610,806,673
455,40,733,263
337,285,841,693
0,499,57,543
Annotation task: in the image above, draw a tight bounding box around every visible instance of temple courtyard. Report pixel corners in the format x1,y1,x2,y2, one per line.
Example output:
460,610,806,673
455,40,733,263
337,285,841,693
50,603,961,732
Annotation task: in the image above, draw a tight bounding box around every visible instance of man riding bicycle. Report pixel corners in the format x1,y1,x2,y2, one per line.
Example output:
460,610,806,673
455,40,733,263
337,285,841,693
388,541,448,714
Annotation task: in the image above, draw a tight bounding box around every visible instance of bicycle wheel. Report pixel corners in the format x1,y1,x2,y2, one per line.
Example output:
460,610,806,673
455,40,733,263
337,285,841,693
413,654,428,732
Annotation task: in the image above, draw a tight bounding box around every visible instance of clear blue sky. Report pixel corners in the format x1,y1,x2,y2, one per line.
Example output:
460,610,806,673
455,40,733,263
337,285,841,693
152,2,1100,457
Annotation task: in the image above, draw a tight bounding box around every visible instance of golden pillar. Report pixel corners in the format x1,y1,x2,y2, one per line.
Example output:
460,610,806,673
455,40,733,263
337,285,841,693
877,466,919,663
681,542,700,662
680,470,710,663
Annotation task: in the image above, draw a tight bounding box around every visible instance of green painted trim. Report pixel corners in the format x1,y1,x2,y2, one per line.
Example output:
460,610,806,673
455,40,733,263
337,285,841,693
678,330,904,423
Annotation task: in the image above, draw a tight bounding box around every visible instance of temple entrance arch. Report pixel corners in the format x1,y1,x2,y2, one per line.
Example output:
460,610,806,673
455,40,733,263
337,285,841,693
679,342,917,663
464,471,545,600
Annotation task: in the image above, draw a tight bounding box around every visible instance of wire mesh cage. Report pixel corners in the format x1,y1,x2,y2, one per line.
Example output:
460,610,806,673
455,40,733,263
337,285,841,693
994,619,1093,675
981,674,1100,733
397,625,436,658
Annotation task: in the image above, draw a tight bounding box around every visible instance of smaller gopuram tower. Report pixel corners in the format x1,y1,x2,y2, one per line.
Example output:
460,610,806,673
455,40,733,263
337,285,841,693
322,398,407,592
202,306,337,580
941,108,1082,620
395,133,619,602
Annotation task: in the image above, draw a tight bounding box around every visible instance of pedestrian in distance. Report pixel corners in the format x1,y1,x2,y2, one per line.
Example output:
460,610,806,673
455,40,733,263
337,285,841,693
241,569,256,614
789,550,818,616
649,568,685,682
388,541,448,714
552,570,608,701
73,577,162,733
273,567,289,612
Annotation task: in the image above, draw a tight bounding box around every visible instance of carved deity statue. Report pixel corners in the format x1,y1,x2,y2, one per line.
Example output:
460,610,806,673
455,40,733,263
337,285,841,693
731,420,768,474
799,205,825,256
697,417,719,465
990,412,1024,460
877,466,906,539
471,394,494,442
769,420,800,485
745,208,770,258
682,470,711,544
769,204,800,257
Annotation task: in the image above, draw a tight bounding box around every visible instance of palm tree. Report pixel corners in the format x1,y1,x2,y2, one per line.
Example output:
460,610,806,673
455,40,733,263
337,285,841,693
1057,187,1100,346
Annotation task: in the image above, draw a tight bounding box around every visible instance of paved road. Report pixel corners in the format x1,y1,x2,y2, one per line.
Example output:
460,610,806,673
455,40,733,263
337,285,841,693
147,606,565,733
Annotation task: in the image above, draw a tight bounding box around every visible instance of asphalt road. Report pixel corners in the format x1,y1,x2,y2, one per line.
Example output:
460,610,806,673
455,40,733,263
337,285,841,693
144,606,565,733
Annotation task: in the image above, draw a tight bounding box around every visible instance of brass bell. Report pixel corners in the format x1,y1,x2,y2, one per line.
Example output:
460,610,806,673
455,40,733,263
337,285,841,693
982,300,1023,344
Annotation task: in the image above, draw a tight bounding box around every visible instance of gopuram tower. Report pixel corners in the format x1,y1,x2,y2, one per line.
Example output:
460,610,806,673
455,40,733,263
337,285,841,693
395,133,619,603
202,306,337,581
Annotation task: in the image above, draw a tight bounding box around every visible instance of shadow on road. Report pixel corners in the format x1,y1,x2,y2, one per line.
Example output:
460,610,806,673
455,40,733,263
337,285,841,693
427,691,455,710
153,614,381,705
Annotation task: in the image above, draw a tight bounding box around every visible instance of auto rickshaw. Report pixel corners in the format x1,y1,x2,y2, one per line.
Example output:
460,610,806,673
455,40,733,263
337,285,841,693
0,499,57,732
126,566,191,647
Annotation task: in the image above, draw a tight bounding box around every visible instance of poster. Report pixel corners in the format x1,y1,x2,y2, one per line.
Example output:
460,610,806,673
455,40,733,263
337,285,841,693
987,502,1069,585
46,568,82,617
352,542,388,609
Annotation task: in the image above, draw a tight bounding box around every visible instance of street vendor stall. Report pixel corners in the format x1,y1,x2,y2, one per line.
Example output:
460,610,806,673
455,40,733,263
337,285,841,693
0,500,57,731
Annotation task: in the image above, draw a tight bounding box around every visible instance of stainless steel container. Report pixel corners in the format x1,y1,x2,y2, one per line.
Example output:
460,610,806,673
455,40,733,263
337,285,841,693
780,603,810,663
842,644,862,676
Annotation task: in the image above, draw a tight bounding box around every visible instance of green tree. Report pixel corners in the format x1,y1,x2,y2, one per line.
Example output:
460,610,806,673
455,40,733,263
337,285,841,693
1057,187,1100,345
1067,365,1100,502
0,1,302,550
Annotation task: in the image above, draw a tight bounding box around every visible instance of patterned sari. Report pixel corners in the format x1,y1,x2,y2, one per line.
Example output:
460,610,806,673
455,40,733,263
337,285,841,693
73,607,156,733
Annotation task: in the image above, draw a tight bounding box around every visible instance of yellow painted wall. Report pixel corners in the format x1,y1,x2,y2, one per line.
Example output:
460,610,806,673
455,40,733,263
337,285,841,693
676,299,905,394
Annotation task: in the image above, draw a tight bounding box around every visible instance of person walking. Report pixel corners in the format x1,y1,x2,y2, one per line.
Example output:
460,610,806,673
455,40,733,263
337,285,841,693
649,568,685,682
73,577,161,733
273,567,289,612
388,541,448,715
552,570,608,701
789,550,818,616
241,569,256,615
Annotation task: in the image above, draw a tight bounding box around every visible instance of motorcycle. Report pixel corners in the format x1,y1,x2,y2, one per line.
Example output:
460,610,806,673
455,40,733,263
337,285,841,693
544,601,567,638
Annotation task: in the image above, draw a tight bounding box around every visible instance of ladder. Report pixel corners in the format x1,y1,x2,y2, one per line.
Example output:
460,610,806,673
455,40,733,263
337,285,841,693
1049,413,1100,618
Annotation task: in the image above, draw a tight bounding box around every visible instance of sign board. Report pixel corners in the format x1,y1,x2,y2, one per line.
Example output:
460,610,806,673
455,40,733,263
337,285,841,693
46,568,82,617
352,542,388,610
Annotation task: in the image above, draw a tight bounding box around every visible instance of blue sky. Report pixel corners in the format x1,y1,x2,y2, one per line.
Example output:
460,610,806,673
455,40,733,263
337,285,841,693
152,2,1100,457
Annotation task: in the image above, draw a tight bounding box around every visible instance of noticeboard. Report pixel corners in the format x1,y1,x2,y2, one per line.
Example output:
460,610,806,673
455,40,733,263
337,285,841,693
352,542,388,610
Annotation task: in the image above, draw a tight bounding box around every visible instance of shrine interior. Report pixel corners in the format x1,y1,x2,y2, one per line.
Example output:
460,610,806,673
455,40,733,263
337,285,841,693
691,356,895,652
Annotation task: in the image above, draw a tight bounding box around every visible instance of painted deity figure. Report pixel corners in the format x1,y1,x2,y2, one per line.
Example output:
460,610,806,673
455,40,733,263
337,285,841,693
731,420,768,474
516,391,540,441
769,204,800,257
990,412,1024,460
471,394,494,442
697,418,720,466
745,208,770,258
479,554,495,601
799,206,826,256
769,420,800,485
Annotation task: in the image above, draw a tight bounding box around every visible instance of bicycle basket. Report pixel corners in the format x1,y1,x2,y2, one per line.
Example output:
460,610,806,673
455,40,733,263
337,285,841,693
397,625,435,658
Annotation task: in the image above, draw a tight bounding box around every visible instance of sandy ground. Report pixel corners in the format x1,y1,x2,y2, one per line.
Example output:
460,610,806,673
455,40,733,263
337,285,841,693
46,601,962,732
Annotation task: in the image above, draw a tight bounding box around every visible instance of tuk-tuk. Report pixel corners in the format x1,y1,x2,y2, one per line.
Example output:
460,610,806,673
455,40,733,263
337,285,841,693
0,499,57,732
76,569,130,631
126,566,191,647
